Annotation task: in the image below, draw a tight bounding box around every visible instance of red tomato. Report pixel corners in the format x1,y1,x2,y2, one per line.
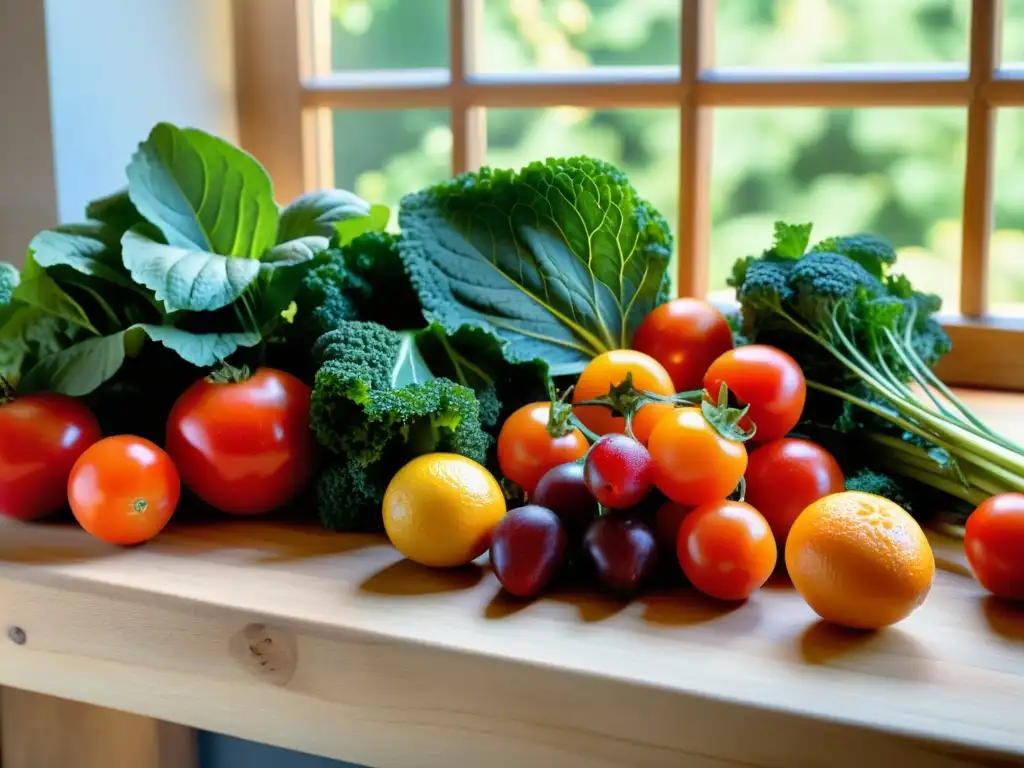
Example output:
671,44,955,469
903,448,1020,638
965,493,1024,600
165,368,317,515
647,407,747,506
497,403,588,495
0,393,102,521
744,438,844,544
68,435,180,545
677,500,777,601
632,298,734,392
572,350,676,437
703,345,806,443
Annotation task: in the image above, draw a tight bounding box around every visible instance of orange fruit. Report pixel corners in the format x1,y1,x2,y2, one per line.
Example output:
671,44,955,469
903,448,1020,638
382,453,506,568
572,350,676,437
785,491,935,629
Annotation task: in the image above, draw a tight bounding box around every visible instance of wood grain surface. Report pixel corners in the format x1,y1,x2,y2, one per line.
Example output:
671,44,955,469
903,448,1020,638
0,391,1020,767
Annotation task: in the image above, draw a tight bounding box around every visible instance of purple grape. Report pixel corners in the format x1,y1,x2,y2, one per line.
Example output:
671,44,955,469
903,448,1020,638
532,462,598,541
490,505,568,598
584,513,659,595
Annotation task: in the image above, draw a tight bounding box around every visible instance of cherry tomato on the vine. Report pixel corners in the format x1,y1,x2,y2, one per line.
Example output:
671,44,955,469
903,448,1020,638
965,493,1024,600
166,367,317,515
0,392,102,521
647,407,747,506
572,350,675,437
497,402,588,495
632,298,735,392
630,401,676,446
703,345,806,443
68,435,180,545
744,438,844,544
677,500,777,601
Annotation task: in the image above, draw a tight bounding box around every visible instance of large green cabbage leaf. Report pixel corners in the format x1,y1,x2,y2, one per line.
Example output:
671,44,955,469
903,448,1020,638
399,157,672,375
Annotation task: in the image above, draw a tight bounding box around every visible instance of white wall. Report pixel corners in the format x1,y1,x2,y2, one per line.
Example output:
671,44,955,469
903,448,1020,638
44,0,238,222
0,1,58,266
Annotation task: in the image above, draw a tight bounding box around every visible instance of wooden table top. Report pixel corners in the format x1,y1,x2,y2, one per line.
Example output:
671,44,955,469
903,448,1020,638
0,390,1021,767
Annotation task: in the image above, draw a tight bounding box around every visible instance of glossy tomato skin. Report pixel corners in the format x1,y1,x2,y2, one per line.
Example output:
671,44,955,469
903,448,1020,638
632,299,734,392
677,500,777,601
647,407,747,506
572,350,675,437
0,393,102,521
68,435,180,545
965,493,1024,600
583,434,654,509
497,403,588,495
744,438,844,545
703,345,806,443
165,368,317,515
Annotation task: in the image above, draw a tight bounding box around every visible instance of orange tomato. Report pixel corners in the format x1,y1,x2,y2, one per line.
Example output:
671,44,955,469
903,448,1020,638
497,402,588,494
68,435,181,545
572,350,675,437
630,401,676,446
647,407,747,506
677,500,777,601
785,491,935,629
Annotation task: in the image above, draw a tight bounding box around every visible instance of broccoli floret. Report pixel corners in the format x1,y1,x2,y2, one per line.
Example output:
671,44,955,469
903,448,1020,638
0,262,19,306
315,459,389,532
811,233,896,279
291,249,362,341
844,468,914,512
309,320,493,531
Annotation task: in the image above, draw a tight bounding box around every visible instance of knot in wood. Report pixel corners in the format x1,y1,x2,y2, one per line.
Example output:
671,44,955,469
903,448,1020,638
229,623,297,685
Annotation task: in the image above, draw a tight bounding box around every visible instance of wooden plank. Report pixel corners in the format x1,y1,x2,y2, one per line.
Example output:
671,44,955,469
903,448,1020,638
959,0,1001,318
0,496,1021,766
936,317,1024,391
233,0,306,202
1,688,195,768
449,0,486,175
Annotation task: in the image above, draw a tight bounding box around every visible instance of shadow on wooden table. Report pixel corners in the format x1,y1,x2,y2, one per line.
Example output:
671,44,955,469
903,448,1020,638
359,558,484,596
981,595,1024,641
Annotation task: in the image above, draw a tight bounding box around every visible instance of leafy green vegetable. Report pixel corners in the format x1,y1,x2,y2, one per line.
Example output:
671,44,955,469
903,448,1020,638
309,320,493,530
0,262,18,307
732,221,1024,515
400,157,672,374
85,189,146,233
126,122,278,257
13,256,98,335
121,227,264,313
30,226,138,291
277,189,387,243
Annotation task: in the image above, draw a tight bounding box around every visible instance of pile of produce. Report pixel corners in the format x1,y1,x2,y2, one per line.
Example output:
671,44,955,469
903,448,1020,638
2,122,1023,629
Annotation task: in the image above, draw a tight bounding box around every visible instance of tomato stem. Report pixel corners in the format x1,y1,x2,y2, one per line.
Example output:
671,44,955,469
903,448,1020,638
546,385,579,438
0,376,16,406
701,383,757,443
206,362,253,385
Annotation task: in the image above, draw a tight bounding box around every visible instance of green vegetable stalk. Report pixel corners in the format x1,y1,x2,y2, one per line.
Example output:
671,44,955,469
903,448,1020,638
731,222,1024,512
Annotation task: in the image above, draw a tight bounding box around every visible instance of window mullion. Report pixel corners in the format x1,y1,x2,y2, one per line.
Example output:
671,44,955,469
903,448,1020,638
450,0,485,175
960,0,1002,318
678,0,715,297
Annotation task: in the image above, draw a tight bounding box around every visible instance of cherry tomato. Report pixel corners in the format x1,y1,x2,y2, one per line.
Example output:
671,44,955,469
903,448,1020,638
166,368,317,515
630,401,676,446
0,393,102,521
497,403,588,494
583,434,654,509
647,407,747,506
632,298,734,392
677,500,777,601
703,345,806,443
744,438,844,544
68,435,180,545
572,350,675,437
965,493,1024,600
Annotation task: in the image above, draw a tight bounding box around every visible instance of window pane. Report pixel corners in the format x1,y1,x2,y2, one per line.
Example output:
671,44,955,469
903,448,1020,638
990,109,1024,316
716,0,969,69
486,107,680,282
709,108,966,313
333,110,452,229
327,0,448,71
1004,0,1024,64
479,0,680,73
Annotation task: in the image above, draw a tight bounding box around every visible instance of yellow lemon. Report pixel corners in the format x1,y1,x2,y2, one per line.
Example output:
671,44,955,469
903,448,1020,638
383,453,506,568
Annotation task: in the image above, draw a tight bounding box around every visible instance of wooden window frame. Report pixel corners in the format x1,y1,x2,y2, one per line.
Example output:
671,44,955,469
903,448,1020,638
235,0,1024,390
